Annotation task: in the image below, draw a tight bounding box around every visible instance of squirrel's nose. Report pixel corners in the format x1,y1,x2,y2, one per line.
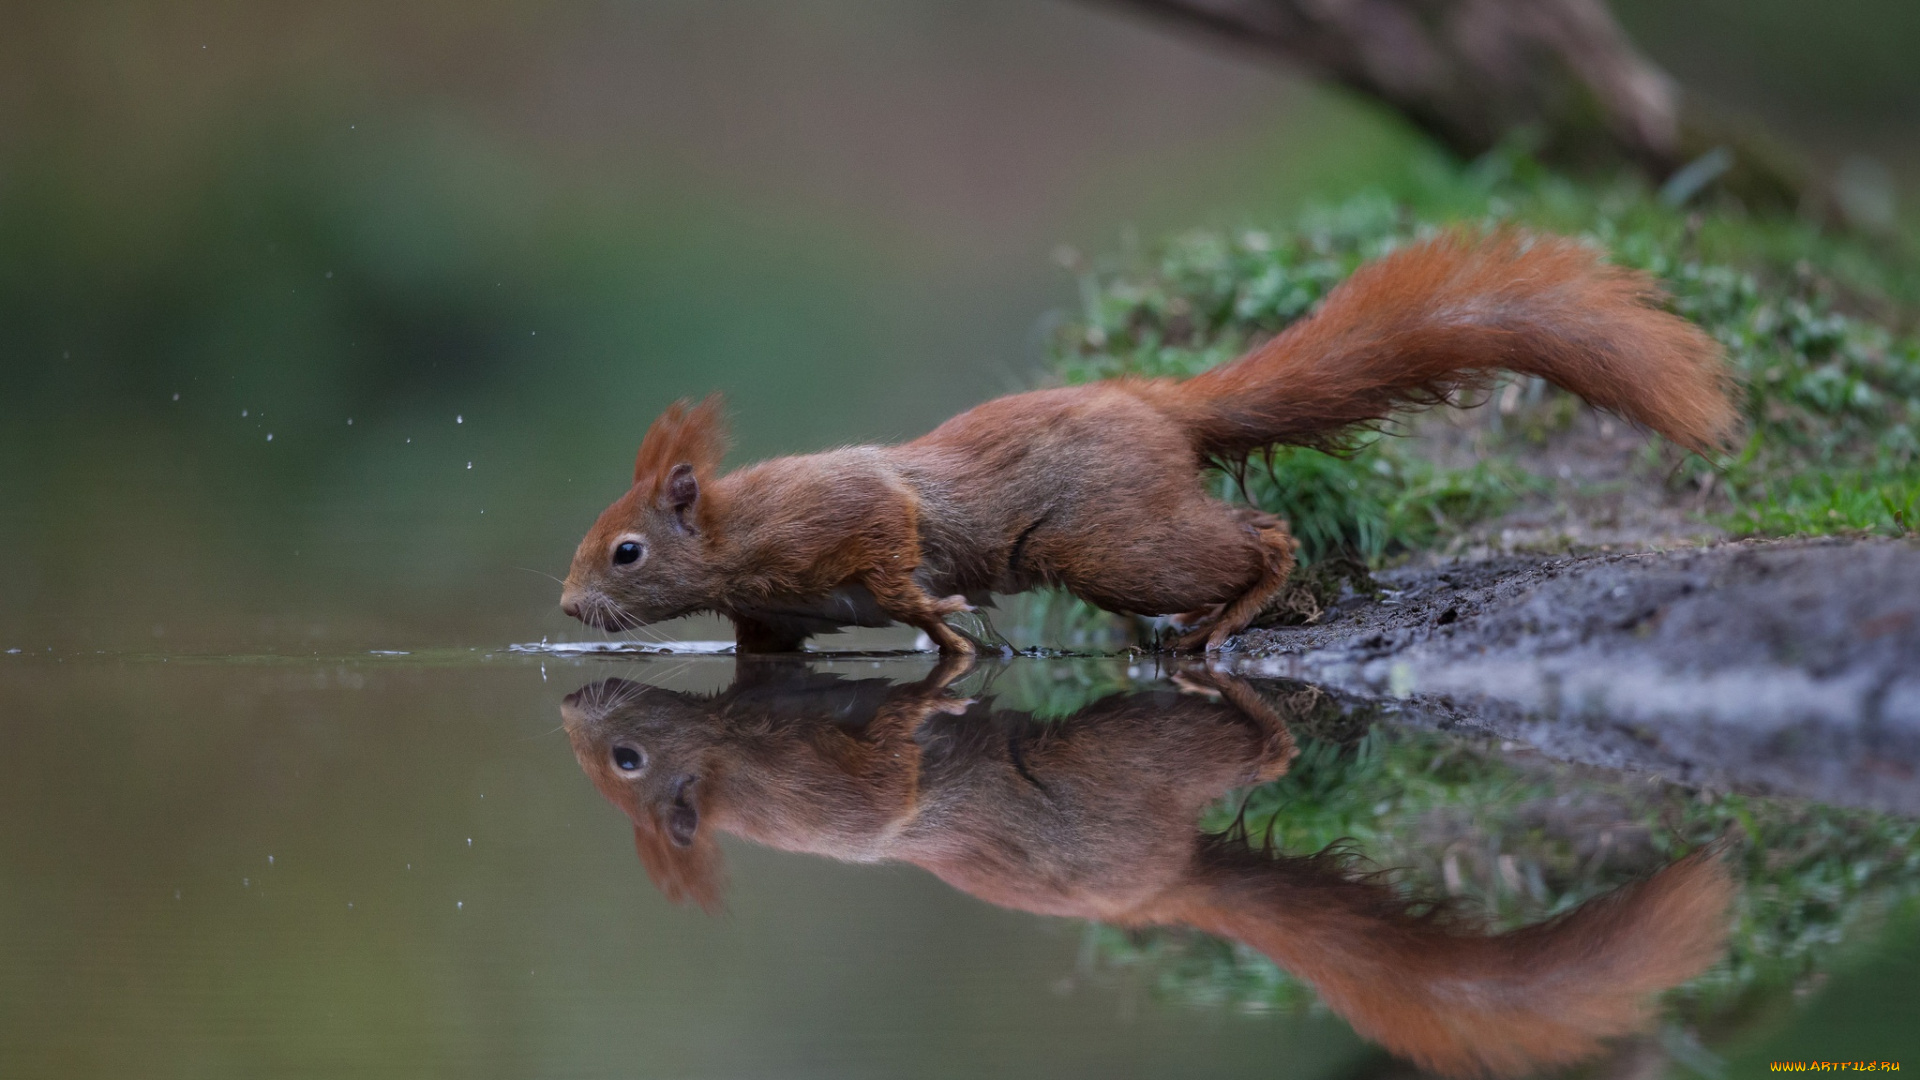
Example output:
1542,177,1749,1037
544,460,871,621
559,590,583,620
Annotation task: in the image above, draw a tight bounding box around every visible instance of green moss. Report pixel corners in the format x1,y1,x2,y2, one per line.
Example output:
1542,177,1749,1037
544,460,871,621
1045,150,1920,569
1725,469,1920,535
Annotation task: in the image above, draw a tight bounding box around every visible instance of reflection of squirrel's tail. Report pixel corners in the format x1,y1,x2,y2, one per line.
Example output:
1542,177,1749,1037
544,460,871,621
1159,230,1737,458
1158,842,1734,1078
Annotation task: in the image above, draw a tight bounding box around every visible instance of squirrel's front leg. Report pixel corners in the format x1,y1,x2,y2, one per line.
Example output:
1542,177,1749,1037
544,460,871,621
863,569,976,656
855,479,975,655
731,614,809,654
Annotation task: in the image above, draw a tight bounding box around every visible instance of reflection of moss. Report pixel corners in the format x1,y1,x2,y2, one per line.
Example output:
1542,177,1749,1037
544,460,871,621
927,668,1920,1057
1721,899,1920,1068
958,655,1138,720
1083,716,1920,1056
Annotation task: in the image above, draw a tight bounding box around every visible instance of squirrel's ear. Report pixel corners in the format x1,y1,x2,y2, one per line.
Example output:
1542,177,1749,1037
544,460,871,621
665,772,702,847
663,463,699,521
631,818,726,913
666,799,700,848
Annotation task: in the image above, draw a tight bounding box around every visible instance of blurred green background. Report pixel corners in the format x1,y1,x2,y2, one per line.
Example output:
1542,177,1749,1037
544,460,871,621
3,0,1915,655
4,8,1917,1078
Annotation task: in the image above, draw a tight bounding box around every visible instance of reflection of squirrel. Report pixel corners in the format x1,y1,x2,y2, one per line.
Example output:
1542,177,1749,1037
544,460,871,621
560,231,1735,653
562,662,1735,1078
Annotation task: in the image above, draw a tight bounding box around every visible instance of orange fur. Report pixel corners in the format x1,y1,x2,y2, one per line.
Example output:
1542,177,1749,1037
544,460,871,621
1164,229,1738,458
561,230,1737,652
1165,841,1735,1078
632,394,728,521
562,665,1736,1076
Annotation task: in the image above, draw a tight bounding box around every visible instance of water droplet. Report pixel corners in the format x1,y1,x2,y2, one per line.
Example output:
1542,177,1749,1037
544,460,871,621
325,270,333,279
171,392,180,401
467,838,472,846
243,878,250,887
347,901,353,909
456,415,463,424
267,855,274,865
346,418,353,425
266,433,273,442
241,409,248,417
466,462,472,469
456,901,463,910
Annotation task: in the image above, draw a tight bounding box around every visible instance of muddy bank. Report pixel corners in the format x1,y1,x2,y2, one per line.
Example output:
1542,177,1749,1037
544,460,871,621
1233,537,1920,815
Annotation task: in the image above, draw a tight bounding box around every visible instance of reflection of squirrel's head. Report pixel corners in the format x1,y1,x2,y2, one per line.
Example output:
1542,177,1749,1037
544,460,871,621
560,666,930,911
562,678,727,911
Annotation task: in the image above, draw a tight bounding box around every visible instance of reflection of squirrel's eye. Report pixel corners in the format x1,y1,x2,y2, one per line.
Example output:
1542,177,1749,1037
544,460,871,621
612,541,642,565
611,745,645,772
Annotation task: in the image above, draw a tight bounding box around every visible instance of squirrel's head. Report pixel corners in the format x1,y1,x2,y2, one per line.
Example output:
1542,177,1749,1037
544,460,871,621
562,395,728,632
561,677,727,911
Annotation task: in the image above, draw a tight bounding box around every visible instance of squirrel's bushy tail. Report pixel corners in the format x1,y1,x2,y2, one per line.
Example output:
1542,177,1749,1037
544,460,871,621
1157,842,1734,1078
1163,230,1737,457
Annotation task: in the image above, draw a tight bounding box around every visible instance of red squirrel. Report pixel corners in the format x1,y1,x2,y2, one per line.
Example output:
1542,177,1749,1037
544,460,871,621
561,662,1736,1078
560,230,1736,652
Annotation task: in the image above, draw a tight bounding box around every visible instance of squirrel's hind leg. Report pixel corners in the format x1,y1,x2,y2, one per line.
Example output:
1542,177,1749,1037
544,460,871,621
1175,516,1297,652
1170,602,1225,631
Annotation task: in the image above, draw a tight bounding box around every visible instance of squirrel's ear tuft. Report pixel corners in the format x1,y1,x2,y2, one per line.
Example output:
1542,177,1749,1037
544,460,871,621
634,393,729,492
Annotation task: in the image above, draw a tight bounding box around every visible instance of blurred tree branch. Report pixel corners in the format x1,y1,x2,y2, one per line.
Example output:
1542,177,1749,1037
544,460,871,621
1098,0,1810,210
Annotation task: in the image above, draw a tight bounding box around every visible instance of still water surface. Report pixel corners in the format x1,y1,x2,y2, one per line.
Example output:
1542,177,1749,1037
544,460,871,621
2,647,1915,1078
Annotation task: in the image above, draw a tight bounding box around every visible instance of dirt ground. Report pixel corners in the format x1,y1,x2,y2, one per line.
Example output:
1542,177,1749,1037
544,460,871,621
1419,390,1731,557
1233,536,1920,815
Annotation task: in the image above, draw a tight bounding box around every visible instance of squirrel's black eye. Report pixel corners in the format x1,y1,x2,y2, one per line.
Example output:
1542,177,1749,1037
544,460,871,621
611,745,645,772
612,541,642,566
